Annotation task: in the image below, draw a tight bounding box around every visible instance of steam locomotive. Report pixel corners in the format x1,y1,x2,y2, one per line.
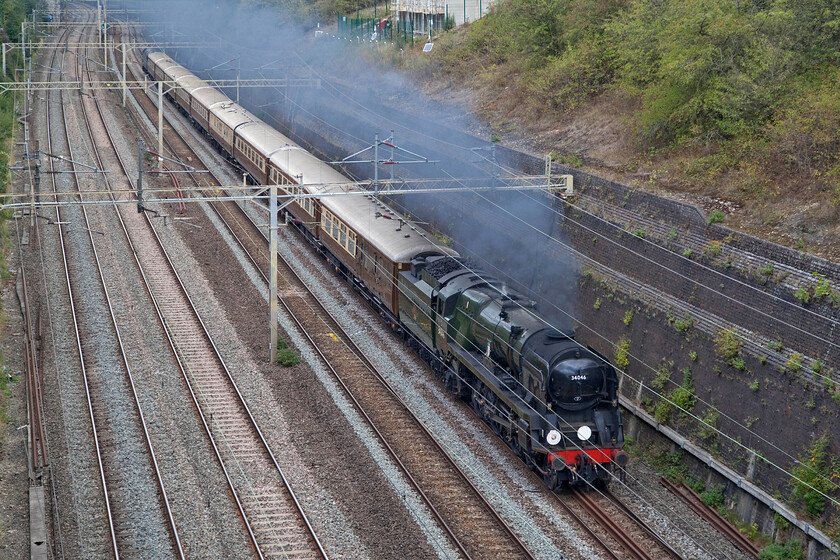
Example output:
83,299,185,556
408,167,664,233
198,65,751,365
142,50,627,487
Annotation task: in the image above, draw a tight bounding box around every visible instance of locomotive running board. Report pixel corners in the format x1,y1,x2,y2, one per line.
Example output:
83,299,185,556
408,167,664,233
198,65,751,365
448,343,547,430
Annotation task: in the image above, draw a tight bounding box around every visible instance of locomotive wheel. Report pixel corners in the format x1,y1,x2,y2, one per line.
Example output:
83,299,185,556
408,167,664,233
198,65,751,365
544,472,558,491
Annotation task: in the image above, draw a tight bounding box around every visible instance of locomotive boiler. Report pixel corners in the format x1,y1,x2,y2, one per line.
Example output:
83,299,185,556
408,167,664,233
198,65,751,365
399,255,627,487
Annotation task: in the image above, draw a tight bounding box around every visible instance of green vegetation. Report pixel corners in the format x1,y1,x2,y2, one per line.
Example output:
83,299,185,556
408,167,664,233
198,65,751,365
793,287,810,304
785,352,803,375
622,309,633,325
275,337,301,367
758,541,803,560
706,210,725,225
593,297,602,310
671,368,696,412
758,263,775,276
714,327,743,368
672,315,694,333
0,0,36,436
614,336,630,369
700,485,725,514
408,0,840,238
699,407,719,440
705,240,722,257
789,433,839,517
651,361,671,390
689,351,697,362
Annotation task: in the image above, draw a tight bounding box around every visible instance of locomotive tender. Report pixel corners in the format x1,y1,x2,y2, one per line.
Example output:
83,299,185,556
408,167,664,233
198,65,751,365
142,50,627,487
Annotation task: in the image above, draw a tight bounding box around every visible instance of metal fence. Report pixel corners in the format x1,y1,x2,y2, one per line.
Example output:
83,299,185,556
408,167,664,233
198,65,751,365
337,16,418,45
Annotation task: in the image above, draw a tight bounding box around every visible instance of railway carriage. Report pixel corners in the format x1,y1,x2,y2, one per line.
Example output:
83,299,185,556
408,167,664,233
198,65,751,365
234,120,291,185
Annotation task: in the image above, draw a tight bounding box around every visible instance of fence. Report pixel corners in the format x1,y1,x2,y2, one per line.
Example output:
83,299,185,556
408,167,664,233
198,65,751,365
337,16,417,45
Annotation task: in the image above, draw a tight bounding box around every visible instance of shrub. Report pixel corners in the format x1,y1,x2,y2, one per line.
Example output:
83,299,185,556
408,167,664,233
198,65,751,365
276,337,301,367
813,273,833,300
707,210,725,224
689,351,698,362
789,433,839,517
614,336,630,370
654,399,672,423
671,369,696,412
758,541,803,560
786,353,803,374
682,248,693,258
730,357,747,371
701,486,725,513
758,263,775,276
673,316,694,333
593,297,602,310
651,362,671,390
768,338,783,352
794,287,810,304
623,309,634,325
750,380,759,392
699,408,720,440
714,327,742,361
634,229,645,238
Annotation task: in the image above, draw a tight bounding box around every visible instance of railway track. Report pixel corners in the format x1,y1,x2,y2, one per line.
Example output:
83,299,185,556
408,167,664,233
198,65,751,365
114,31,536,559
569,487,683,560
114,29,715,558
659,477,760,559
40,12,179,558
93,21,328,560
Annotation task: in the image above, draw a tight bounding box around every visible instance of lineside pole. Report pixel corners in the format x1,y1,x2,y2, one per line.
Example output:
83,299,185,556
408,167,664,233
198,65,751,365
121,42,126,106
269,184,278,363
157,81,163,159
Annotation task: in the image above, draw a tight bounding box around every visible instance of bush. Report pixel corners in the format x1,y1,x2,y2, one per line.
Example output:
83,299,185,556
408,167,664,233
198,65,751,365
673,316,694,333
759,263,775,276
715,327,742,361
707,210,725,224
793,287,811,304
789,433,839,517
654,399,672,423
276,337,301,367
614,336,630,369
671,369,696,412
700,485,725,512
758,541,803,560
786,353,803,374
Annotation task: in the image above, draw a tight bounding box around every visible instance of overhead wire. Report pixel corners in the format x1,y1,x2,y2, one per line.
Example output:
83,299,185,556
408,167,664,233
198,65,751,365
164,25,840,534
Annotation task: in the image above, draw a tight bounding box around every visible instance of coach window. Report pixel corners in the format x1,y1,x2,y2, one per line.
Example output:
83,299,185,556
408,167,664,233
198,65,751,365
348,231,356,256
